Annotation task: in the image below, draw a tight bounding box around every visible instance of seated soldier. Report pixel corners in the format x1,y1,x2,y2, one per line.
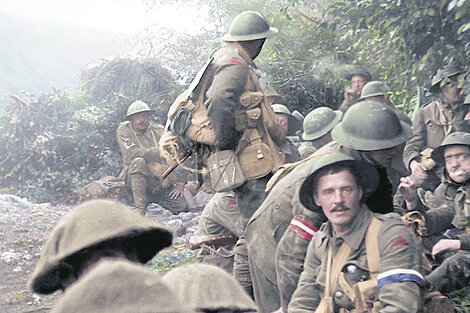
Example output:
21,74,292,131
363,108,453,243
403,64,469,191
272,103,302,163
400,132,470,294
116,100,189,215
28,199,172,294
338,66,372,112
289,153,423,312
298,107,343,159
50,260,188,313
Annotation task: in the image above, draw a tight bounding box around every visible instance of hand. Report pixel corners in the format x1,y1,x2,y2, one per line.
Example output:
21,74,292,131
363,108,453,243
410,160,428,179
432,239,461,258
398,176,418,210
344,88,360,104
169,183,185,199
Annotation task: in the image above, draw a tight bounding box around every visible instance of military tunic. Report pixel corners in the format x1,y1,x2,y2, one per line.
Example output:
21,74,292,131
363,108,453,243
403,98,470,169
288,207,423,313
116,121,188,213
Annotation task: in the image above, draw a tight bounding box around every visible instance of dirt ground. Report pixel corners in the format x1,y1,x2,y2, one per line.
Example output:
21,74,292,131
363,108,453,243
0,194,200,313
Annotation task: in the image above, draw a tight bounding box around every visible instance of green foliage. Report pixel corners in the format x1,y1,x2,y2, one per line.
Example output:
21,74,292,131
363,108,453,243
0,57,176,203
450,285,470,312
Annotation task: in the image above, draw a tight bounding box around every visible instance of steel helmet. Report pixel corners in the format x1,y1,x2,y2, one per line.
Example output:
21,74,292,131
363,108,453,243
431,132,470,164
221,11,278,42
272,103,302,136
298,152,379,210
430,64,463,93
126,100,156,118
28,199,172,294
331,100,412,151
359,81,391,100
345,66,372,81
302,107,342,141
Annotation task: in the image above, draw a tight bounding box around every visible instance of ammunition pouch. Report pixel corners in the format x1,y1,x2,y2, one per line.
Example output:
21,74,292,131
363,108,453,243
238,129,274,180
207,150,246,192
240,91,264,109
352,279,380,313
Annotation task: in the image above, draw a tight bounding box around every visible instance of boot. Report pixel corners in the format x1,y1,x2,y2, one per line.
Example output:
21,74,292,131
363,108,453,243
130,173,148,215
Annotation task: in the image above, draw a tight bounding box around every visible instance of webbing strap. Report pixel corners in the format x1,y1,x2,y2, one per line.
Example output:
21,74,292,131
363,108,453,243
365,217,382,278
435,99,453,136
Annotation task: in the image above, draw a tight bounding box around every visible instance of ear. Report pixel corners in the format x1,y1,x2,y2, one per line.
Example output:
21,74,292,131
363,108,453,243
358,186,364,201
313,193,321,207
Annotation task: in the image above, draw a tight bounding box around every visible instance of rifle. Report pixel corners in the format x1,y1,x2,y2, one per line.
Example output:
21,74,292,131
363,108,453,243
186,233,238,250
161,149,193,179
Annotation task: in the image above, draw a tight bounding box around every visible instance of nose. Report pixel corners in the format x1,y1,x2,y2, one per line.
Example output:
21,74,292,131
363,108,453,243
332,190,344,204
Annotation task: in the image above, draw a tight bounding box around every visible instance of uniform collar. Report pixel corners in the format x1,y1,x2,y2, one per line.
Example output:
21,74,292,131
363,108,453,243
318,204,373,250
229,42,255,66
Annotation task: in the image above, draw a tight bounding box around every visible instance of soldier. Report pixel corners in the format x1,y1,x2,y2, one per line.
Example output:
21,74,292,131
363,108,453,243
162,263,258,313
403,64,469,190
399,132,470,294
245,101,410,312
358,80,411,125
50,260,189,313
338,66,372,112
189,10,284,295
298,107,343,159
288,152,423,313
117,100,189,215
28,199,172,294
272,103,302,163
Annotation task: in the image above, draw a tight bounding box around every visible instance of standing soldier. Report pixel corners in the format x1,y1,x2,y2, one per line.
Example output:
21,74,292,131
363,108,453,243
403,64,469,189
272,103,302,163
183,11,284,295
116,100,188,215
338,66,372,112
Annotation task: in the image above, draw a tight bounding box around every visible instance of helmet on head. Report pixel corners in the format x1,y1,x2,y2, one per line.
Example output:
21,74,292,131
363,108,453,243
430,64,463,93
221,11,278,42
28,199,172,294
298,152,379,210
431,132,470,164
126,100,156,118
331,100,412,151
359,81,391,100
302,107,342,141
345,66,372,81
272,104,302,136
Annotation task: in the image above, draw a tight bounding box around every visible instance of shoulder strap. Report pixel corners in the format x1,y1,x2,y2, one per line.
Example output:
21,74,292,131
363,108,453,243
365,216,382,278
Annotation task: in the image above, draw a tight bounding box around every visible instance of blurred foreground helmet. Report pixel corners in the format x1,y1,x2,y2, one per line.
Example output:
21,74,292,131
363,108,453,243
302,107,342,141
359,81,391,100
430,64,463,93
221,11,278,41
126,100,155,118
332,100,412,151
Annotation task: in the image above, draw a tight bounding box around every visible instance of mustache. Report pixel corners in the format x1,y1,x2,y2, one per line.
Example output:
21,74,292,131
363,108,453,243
330,204,351,213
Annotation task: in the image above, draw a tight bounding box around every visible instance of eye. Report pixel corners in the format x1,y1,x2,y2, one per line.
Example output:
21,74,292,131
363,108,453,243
343,187,353,193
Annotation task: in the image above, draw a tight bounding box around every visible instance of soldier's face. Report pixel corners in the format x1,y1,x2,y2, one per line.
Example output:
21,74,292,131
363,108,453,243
350,75,367,92
314,169,363,235
130,112,150,133
361,147,396,168
442,83,464,103
444,145,470,183
275,113,289,137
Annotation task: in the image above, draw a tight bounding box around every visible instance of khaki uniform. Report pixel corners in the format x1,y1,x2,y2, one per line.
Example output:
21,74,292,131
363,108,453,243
116,121,188,214
197,192,244,273
403,98,470,169
245,141,408,313
288,207,423,313
415,182,470,293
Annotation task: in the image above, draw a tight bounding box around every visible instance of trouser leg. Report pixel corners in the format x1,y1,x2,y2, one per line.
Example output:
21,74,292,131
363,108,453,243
130,173,148,215
426,250,470,294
